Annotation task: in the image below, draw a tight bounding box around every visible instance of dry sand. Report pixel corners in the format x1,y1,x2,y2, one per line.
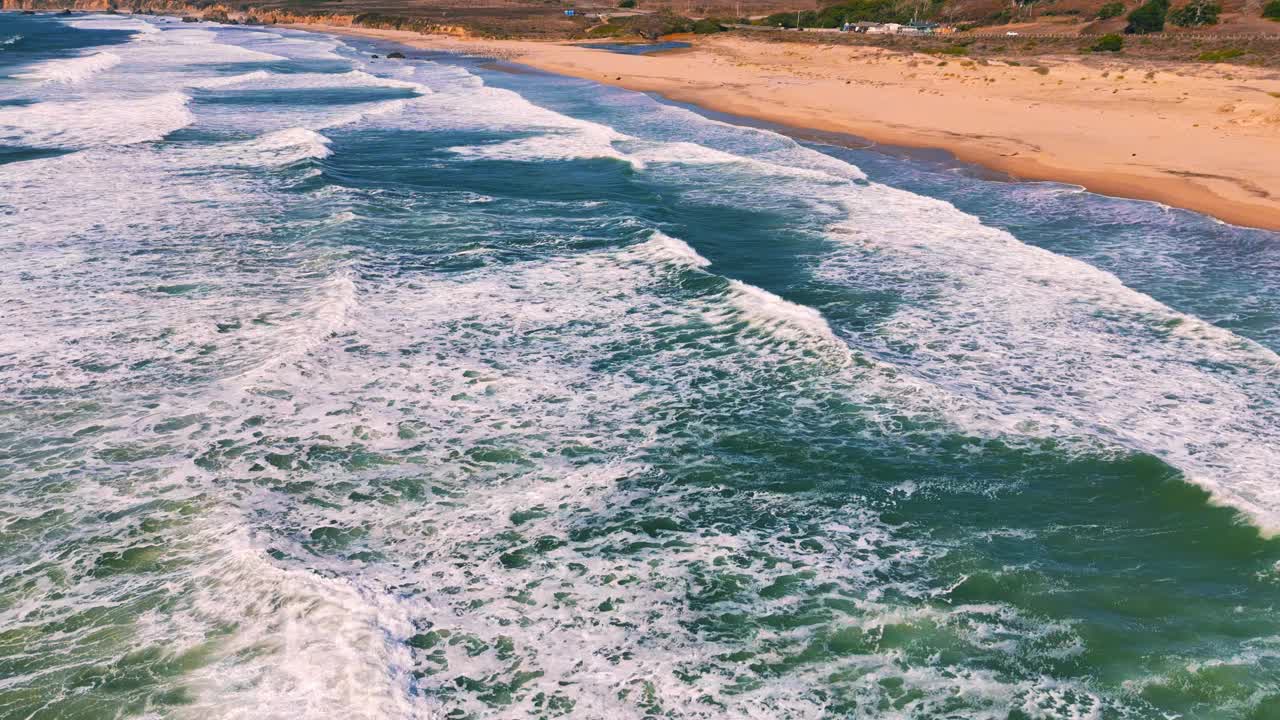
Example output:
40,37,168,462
295,24,1280,230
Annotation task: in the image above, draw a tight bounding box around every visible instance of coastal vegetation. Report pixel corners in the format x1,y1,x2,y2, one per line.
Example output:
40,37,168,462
1125,0,1168,33
692,17,726,32
1198,46,1246,60
745,0,1262,32
587,10,722,38
1097,1,1126,18
1091,32,1124,50
759,0,910,28
1169,0,1220,26
11,0,1279,65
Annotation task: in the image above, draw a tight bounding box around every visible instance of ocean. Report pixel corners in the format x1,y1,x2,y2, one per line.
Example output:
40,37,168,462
1,12,1278,719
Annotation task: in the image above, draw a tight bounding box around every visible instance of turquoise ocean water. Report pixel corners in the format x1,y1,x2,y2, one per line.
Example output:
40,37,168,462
1,12,1279,719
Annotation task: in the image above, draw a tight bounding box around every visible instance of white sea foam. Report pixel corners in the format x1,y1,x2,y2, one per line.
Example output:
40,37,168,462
313,98,414,130
438,90,856,185
820,183,1280,533
393,61,1280,532
188,69,429,93
624,230,712,268
723,279,845,349
168,243,952,718
64,14,161,34
630,95,869,181
186,69,274,88
172,526,428,720
171,52,431,134
244,32,346,61
625,138,858,183
194,127,334,167
0,91,193,148
421,52,1280,535
14,50,121,84
0,139,1146,720
2,21,1270,720
281,271,355,352
449,123,629,164
281,69,429,92
622,231,848,354
128,28,289,63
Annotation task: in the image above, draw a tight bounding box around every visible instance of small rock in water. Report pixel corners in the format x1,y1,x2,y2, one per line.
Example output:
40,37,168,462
387,51,406,59
371,54,380,59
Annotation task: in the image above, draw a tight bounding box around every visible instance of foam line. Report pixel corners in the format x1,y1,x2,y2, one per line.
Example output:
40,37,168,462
14,51,120,84
0,91,193,149
821,184,1280,534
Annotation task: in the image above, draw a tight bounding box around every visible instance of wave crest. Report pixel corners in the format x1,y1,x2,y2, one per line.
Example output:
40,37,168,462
14,51,121,85
0,91,193,149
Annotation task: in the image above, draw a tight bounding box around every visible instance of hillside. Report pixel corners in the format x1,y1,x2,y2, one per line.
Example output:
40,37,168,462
3,0,1278,40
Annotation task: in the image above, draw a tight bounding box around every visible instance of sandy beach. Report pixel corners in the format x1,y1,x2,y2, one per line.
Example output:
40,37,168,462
291,24,1280,230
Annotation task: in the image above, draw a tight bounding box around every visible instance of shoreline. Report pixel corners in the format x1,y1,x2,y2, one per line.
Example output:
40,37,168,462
288,23,1280,232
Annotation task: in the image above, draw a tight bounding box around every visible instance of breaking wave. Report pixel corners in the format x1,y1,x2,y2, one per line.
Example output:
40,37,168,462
14,50,121,84
4,15,1278,720
0,91,193,149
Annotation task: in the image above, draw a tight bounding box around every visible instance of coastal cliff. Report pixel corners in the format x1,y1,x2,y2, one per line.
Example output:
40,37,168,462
0,0,471,36
3,0,210,12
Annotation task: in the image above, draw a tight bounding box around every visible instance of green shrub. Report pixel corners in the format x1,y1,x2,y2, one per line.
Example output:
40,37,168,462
1170,0,1220,25
1097,2,1125,18
760,0,907,27
1197,47,1245,61
820,0,908,24
1125,0,1168,33
1091,33,1124,51
760,11,798,27
586,22,628,37
653,12,695,36
1264,0,1280,18
769,10,820,27
618,0,636,7
691,18,724,33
